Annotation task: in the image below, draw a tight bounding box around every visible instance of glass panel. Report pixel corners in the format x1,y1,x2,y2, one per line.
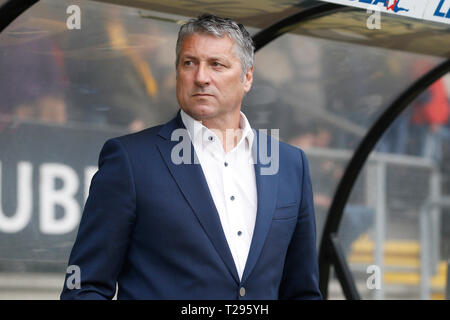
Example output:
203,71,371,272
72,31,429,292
91,0,450,58
91,0,310,31
290,8,450,58
0,0,187,299
338,74,450,300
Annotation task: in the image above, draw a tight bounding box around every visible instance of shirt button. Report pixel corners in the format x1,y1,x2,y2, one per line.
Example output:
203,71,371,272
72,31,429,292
239,287,246,297
230,196,235,201
208,136,214,141
237,231,242,236
224,162,228,167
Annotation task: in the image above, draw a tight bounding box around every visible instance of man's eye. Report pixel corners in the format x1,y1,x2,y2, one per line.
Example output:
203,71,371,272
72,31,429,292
212,62,223,67
184,61,192,66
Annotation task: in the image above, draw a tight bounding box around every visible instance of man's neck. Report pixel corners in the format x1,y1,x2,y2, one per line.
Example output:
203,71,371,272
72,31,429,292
202,115,242,153
182,108,244,153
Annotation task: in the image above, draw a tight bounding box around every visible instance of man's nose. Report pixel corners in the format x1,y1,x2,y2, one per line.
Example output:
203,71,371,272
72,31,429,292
194,63,210,87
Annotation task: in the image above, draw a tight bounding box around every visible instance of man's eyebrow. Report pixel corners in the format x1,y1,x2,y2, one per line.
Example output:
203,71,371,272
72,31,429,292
180,54,198,60
181,54,230,61
209,56,229,62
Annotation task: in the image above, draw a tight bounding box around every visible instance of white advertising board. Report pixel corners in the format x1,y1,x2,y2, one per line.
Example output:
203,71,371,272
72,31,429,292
320,0,450,25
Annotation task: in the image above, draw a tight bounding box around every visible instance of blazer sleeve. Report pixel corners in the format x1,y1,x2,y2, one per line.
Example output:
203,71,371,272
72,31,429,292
60,138,136,300
278,149,322,300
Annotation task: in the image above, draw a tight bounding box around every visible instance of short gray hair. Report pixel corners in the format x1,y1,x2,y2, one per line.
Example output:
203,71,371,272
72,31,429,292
175,14,254,76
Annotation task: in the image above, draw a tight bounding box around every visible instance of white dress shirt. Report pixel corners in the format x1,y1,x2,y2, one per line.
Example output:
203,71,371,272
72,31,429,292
180,109,257,281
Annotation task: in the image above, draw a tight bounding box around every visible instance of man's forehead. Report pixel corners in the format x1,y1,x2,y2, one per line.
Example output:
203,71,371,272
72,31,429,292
180,33,238,57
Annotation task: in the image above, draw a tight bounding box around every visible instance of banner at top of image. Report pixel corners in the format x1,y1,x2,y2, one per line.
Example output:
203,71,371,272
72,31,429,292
320,0,450,25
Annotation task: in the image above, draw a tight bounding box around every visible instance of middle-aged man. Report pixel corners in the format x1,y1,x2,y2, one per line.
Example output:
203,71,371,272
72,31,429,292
60,14,321,300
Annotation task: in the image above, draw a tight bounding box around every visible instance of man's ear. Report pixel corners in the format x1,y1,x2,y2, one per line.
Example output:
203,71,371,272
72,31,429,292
243,66,253,93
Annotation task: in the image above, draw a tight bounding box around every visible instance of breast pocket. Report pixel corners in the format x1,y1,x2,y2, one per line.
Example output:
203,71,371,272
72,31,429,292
273,201,298,220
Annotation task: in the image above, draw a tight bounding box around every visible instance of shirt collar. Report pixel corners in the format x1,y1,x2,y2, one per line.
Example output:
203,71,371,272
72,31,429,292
180,108,254,152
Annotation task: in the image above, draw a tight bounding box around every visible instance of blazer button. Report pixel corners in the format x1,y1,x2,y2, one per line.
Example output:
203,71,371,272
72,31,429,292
239,287,246,297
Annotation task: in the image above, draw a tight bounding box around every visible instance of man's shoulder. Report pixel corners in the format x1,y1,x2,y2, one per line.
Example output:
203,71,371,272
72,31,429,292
111,112,181,147
99,123,167,159
278,140,306,170
254,131,307,177
257,130,304,158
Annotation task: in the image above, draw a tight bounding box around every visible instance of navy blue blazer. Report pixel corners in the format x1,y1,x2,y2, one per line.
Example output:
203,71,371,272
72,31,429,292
60,111,321,300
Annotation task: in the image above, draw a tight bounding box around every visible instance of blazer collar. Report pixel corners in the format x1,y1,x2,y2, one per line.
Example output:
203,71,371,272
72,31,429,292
157,110,185,140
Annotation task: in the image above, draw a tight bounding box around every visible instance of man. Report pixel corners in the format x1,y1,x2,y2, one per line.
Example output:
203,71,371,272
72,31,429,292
60,14,321,300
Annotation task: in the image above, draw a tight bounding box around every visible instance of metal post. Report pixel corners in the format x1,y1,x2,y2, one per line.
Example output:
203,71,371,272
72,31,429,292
446,259,450,300
374,160,386,299
366,160,377,212
430,168,441,275
419,166,441,300
420,205,431,300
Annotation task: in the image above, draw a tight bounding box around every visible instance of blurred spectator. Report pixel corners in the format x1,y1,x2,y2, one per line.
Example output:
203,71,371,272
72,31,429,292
409,78,450,162
60,7,175,131
377,53,415,154
243,76,297,142
288,131,316,149
376,109,412,155
0,38,68,124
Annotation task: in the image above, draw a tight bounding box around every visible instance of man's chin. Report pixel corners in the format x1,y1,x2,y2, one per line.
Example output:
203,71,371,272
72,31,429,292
184,106,217,121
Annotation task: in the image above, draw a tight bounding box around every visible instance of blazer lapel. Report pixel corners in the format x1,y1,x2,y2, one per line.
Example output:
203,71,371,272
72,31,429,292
241,130,279,284
155,112,240,284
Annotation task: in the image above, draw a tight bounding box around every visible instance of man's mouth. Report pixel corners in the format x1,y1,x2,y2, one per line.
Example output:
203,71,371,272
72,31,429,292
192,93,214,97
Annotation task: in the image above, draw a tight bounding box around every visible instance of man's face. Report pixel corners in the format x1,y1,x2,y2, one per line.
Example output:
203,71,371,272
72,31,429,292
176,33,253,122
